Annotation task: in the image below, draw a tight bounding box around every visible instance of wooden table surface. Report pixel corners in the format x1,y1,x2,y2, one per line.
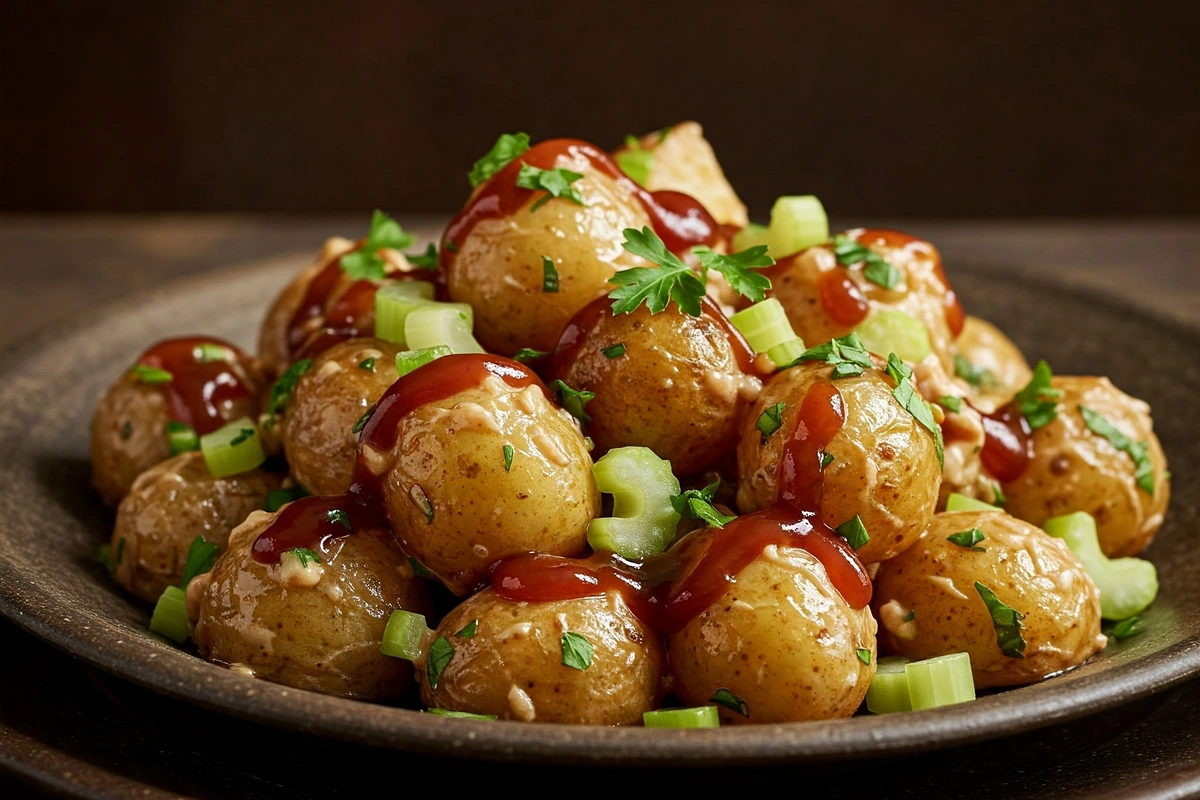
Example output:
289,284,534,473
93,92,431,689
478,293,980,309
1,216,1198,799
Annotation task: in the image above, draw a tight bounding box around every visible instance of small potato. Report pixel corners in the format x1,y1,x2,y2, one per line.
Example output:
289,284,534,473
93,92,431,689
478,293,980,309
280,338,402,495
378,373,598,595
111,452,282,603
91,377,172,507
737,361,942,564
614,121,748,227
763,230,961,374
420,587,665,724
668,527,877,724
953,315,1033,413
1001,376,1169,557
445,140,653,356
192,509,432,700
872,510,1105,688
547,296,763,475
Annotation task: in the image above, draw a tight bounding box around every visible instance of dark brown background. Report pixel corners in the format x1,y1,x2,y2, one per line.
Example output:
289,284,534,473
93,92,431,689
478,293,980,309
3,1,1198,218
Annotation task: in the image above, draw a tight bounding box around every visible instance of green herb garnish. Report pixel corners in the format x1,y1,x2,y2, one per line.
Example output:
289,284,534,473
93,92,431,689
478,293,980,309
406,243,439,270
339,210,415,281
608,227,707,316
615,134,654,186
938,395,963,413
192,343,228,363
115,537,126,567
512,348,549,363
691,245,775,304
408,556,436,579
1110,616,1143,641
904,609,916,623
975,582,1026,658
1014,360,1063,430
516,164,586,211
130,364,173,384
502,444,514,472
756,402,786,443
710,688,748,716
358,357,376,372
1078,406,1155,494
541,256,560,293
550,379,594,424
455,619,478,639
992,482,1008,506
285,547,322,568
953,354,996,390
426,636,455,689
671,481,736,528
602,343,626,359
796,333,874,378
821,452,835,469
856,648,872,665
561,631,594,671
264,485,309,513
326,508,352,532
352,407,373,435
468,132,531,187
832,234,901,290
120,421,133,441
167,421,199,456
267,359,312,416
886,353,944,469
836,515,870,550
947,527,986,551
180,536,220,587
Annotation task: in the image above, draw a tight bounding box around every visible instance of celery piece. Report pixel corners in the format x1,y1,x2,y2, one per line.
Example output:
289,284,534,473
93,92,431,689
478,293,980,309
643,706,720,729
404,305,484,355
149,585,190,643
380,609,429,660
166,421,199,456
766,338,806,368
731,223,771,254
905,652,975,710
767,196,829,257
587,447,681,560
1042,511,1158,619
729,298,801,358
200,418,265,478
854,309,932,363
395,346,452,378
374,280,437,345
865,656,912,714
945,493,1000,513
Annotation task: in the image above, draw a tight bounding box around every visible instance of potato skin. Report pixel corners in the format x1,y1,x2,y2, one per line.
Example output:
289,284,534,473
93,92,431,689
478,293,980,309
420,588,666,724
111,452,282,603
192,510,432,700
280,338,402,495
872,510,1105,688
737,362,942,564
548,297,762,475
379,375,598,595
1001,376,1169,557
90,377,173,507
953,315,1033,413
445,151,653,356
668,532,877,724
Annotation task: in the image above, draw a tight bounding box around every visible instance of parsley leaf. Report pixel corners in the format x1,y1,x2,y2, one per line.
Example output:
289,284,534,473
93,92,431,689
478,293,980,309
426,636,455,689
550,379,595,424
953,354,997,390
904,609,916,623
796,333,874,378
710,687,748,716
264,485,309,513
326,508,353,532
516,164,586,211
502,444,514,472
671,481,736,528
1110,616,1143,641
285,547,322,568
756,402,786,443
608,227,705,316
832,233,902,290
1014,360,1063,430
1079,406,1156,494
267,359,313,416
351,407,373,435
130,364,173,384
408,556,436,579
340,210,415,280
455,619,478,639
180,536,220,587
561,631,594,670
856,648,872,665
821,452,835,469
975,582,1026,658
938,395,963,413
469,132,531,187
991,481,1008,507
616,134,654,186
886,353,944,469
358,357,376,372
947,527,986,551
601,343,626,359
406,243,439,270
541,256,560,293
836,515,870,550
512,347,549,363
692,245,775,304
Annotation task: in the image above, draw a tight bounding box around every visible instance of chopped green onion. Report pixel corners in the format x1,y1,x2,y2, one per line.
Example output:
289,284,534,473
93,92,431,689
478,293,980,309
643,706,720,729
853,309,932,363
865,656,912,714
587,446,682,560
374,280,438,345
192,343,229,363
904,652,975,710
380,609,429,660
180,536,220,587
130,364,173,384
1042,511,1158,619
502,444,514,472
731,223,771,254
729,299,804,367
766,195,829,257
199,417,265,478
404,304,484,354
166,421,199,456
424,709,498,720
149,585,190,643
945,493,1000,512
602,343,626,359
395,346,452,377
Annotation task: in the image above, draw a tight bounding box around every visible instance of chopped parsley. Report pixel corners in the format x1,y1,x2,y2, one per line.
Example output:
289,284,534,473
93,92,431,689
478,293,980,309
550,379,595,424
608,227,707,316
426,636,455,689
947,527,986,551
285,547,322,568
264,485,309,512
836,515,870,550
1014,360,1063,430
358,357,376,372
691,245,775,304
455,619,478,639
339,210,415,281
938,395,963,413
180,536,220,587
561,631,594,670
601,343,626,359
886,353,944,468
120,420,133,441
953,354,997,390
856,648,872,665
192,343,229,363
326,508,352,532
671,481,736,528
1110,616,1143,641
831,233,901,290
502,444,514,472
756,402,786,443
975,581,1026,658
512,347,549,363
821,452,835,469
468,132,530,187
615,134,654,186
710,687,748,716
796,333,874,378
405,243,439,270
408,556,437,579
904,609,916,623
130,364,173,384
351,407,374,435
541,256,560,293
516,164,586,211
991,482,1008,507
1078,405,1155,494
267,359,313,416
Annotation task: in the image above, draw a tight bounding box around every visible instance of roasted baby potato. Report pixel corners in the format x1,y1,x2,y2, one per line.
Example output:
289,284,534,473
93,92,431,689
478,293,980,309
952,315,1033,413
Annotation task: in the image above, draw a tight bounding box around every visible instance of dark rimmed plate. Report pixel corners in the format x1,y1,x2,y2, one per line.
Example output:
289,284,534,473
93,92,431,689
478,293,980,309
0,257,1197,766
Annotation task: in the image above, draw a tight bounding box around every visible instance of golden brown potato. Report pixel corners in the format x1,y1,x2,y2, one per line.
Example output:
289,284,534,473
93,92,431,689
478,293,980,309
763,229,962,374
192,509,432,700
279,338,402,495
377,372,598,595
614,121,748,227
547,296,763,475
737,361,942,564
419,587,665,724
667,526,877,724
90,377,172,507
1001,376,1169,557
111,452,282,603
953,315,1033,413
872,510,1105,688
444,140,653,356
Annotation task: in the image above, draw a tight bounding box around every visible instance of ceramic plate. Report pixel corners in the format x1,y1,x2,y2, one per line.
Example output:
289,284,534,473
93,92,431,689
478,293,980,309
1,257,1197,766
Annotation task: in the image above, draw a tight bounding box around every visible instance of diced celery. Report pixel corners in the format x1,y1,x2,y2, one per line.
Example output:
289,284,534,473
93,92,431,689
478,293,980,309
945,493,1000,512
396,346,452,377
767,196,828,257
905,652,975,710
200,418,265,478
766,338,806,368
380,609,429,660
866,656,912,714
404,305,485,354
587,447,681,560
1042,511,1158,619
167,421,199,456
149,585,190,643
729,299,804,367
643,706,720,728
731,223,771,253
374,280,437,345
854,309,932,363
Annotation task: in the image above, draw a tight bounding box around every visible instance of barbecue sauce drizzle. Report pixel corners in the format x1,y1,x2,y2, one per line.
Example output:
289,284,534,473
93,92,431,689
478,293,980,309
136,337,257,435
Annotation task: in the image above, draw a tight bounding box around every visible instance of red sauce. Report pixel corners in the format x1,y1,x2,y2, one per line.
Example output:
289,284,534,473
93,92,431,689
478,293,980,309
250,494,386,563
817,269,871,326
136,337,256,435
287,255,351,353
980,401,1032,482
777,381,846,511
440,139,719,274
491,552,652,618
